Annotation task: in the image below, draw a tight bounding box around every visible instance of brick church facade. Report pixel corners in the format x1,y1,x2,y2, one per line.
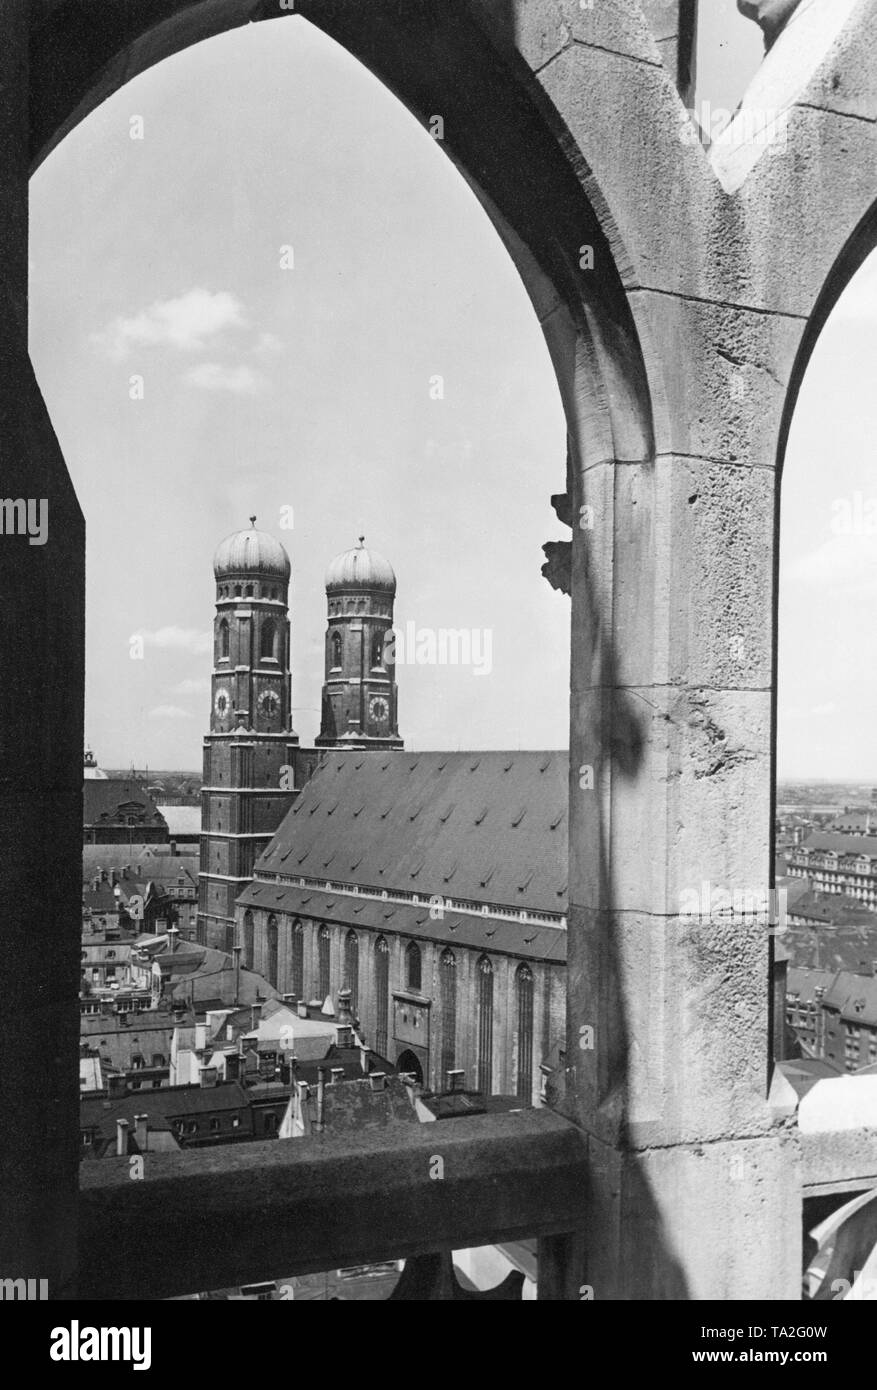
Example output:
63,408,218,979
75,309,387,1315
236,751,568,1105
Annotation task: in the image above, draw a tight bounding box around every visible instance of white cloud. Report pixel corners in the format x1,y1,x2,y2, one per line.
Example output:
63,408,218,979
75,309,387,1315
171,676,211,695
252,331,284,357
140,626,212,655
148,704,194,720
784,532,877,591
184,362,265,395
93,288,247,360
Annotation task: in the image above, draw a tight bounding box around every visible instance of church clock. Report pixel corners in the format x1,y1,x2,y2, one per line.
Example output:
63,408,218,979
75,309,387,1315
368,694,389,724
214,687,231,718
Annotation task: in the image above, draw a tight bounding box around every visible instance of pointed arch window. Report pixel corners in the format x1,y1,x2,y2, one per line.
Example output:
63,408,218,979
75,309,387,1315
375,936,389,1056
266,914,278,988
291,919,304,999
331,631,342,668
345,930,360,1013
440,948,457,1080
243,910,254,971
260,619,276,661
318,924,331,1003
406,940,422,992
477,955,494,1095
516,963,534,1102
219,619,229,659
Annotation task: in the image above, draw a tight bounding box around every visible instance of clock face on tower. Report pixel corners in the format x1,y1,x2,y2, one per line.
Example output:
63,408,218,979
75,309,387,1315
258,689,280,719
369,694,389,724
214,687,231,719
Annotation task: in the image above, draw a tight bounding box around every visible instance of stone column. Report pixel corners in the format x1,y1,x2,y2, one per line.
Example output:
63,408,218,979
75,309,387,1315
0,1,81,1298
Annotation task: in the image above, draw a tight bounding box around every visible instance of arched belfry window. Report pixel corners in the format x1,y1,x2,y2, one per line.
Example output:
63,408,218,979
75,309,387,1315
331,630,342,668
243,910,254,971
477,955,494,1095
516,963,534,1102
440,949,457,1080
260,619,276,661
406,941,422,993
375,936,389,1056
266,914,278,987
345,929,360,1012
219,619,229,659
371,629,384,669
318,924,331,1002
291,919,304,999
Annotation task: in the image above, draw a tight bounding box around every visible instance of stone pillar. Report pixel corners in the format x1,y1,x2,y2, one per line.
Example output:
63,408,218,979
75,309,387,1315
0,1,81,1298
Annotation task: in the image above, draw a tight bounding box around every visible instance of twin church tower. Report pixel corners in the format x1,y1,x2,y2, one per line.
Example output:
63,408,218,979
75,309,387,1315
198,519,402,950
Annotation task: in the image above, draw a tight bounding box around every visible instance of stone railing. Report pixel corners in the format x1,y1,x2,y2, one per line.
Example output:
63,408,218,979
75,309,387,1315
79,1108,588,1301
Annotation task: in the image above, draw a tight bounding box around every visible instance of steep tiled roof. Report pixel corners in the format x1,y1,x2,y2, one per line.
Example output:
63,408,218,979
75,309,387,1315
786,967,838,1003
238,883,567,963
821,971,877,1027
795,832,877,858
788,890,877,928
83,780,168,829
254,751,568,916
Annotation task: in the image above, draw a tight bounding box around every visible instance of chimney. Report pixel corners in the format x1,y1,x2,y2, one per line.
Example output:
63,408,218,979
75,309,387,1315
447,1069,465,1093
116,1118,129,1157
369,1072,387,1092
337,987,353,1025
282,993,296,1006
233,946,242,1005
134,1114,148,1152
316,1067,327,1131
330,1067,345,1085
124,865,131,879
359,1044,369,1075
110,869,118,887
297,1000,308,1019
168,924,179,953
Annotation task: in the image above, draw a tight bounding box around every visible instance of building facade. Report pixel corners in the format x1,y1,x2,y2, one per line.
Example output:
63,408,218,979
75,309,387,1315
236,751,567,1104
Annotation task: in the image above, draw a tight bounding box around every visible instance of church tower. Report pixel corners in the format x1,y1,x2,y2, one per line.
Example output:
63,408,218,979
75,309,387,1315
316,538,403,749
198,519,307,951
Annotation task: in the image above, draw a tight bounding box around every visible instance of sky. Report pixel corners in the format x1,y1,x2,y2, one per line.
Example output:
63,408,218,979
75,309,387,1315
28,4,875,779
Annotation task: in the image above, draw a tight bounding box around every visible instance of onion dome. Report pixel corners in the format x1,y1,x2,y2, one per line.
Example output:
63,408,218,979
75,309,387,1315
325,536,396,594
213,516,291,582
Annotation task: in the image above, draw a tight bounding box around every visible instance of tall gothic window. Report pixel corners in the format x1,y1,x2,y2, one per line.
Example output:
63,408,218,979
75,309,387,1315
243,910,254,971
260,619,276,661
224,923,235,956
375,936,389,1056
318,924,331,1002
291,919,304,999
371,629,384,668
344,930,359,1012
440,949,457,1081
406,941,422,993
516,963,534,1102
219,618,229,659
331,630,342,667
477,955,494,1095
266,914,278,988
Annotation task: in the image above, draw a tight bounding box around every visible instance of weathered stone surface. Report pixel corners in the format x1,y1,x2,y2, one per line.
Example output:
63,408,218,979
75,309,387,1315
585,1131,801,1298
629,290,805,464
569,685,771,915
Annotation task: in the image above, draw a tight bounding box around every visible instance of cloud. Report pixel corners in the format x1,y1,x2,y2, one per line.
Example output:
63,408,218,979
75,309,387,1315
170,676,211,695
252,331,284,357
93,289,247,360
184,362,265,395
784,532,877,591
140,626,212,655
148,705,194,720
